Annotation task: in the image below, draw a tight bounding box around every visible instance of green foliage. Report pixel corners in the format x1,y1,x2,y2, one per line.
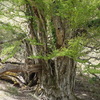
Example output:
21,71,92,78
0,41,21,62
0,22,22,35
89,63,100,68
88,69,100,74
0,0,27,62
52,0,100,29
84,63,100,74
48,36,87,60
88,77,97,84
29,36,88,61
27,38,43,46
0,0,99,73
87,19,100,28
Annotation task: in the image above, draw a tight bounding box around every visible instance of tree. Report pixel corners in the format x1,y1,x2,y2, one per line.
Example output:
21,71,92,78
0,0,100,100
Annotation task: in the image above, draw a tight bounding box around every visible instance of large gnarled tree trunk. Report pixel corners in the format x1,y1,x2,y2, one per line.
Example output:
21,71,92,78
25,1,78,100
42,57,76,100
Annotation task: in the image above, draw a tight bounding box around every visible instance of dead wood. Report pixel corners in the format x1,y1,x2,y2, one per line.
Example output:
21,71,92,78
0,59,24,65
0,63,42,75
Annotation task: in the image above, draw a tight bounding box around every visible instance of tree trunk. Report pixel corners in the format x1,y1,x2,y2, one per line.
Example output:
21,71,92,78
25,1,78,100
40,57,77,100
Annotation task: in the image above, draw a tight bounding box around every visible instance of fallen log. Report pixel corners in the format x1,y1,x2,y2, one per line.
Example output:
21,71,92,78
0,74,25,86
0,64,23,74
0,63,42,75
0,63,42,87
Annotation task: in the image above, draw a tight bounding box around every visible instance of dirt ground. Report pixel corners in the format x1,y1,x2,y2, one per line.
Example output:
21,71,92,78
0,75,100,100
0,80,38,100
75,75,100,100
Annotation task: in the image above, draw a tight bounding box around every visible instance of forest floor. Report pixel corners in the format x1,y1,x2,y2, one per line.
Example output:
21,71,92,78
0,80,37,100
0,75,100,100
75,74,100,100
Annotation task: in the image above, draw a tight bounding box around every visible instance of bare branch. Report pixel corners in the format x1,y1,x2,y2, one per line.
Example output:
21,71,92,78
0,74,25,84
0,63,42,75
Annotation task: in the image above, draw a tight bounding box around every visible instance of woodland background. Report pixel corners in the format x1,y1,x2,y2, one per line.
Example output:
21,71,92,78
0,0,100,100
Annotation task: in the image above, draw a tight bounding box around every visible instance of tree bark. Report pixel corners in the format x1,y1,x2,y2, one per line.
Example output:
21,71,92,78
40,57,77,100
0,63,42,75
25,1,78,100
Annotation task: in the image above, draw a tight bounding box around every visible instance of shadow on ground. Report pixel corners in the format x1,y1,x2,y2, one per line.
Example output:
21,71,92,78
0,75,100,100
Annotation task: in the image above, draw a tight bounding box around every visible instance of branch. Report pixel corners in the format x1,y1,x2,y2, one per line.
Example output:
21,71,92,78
0,64,23,75
0,74,25,84
0,59,24,65
0,63,42,75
